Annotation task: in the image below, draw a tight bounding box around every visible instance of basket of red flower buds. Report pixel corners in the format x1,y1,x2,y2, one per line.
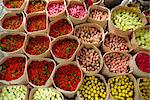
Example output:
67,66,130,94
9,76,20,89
137,78,150,100
0,12,26,32
102,33,133,53
48,16,74,39
23,34,51,59
66,0,88,25
0,54,28,85
29,87,64,100
109,6,147,38
52,62,83,98
0,32,27,55
26,58,56,88
24,0,47,15
0,85,28,100
24,12,48,34
50,35,80,63
88,5,110,29
102,51,133,77
2,0,27,12
132,51,150,77
108,74,139,100
74,23,104,47
131,25,150,52
46,0,66,21
76,74,109,100
76,44,103,75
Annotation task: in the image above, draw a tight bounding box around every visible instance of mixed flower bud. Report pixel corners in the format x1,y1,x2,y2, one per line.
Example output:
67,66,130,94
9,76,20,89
104,52,130,73
77,47,101,72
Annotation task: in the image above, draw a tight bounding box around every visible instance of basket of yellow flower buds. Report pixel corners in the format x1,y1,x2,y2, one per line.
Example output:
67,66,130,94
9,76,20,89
131,25,150,52
108,74,138,100
76,74,109,100
137,78,150,100
109,6,147,38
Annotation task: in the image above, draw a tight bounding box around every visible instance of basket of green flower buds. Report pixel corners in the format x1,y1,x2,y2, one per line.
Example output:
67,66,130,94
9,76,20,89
131,25,150,52
109,6,147,38
137,78,150,100
108,74,138,100
76,74,109,100
29,87,64,100
0,85,28,100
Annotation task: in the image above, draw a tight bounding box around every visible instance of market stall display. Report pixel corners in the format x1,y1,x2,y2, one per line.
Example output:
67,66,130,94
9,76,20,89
0,0,150,99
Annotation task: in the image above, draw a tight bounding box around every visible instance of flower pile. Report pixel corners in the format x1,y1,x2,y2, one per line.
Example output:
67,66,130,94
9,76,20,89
49,19,72,38
52,38,78,59
0,57,25,81
0,34,25,52
2,14,23,29
26,0,46,14
47,3,64,16
0,85,27,100
27,60,54,86
54,64,81,91
77,47,101,72
32,88,62,100
135,53,150,73
104,34,129,51
89,9,108,21
25,36,49,55
78,76,107,100
112,9,144,31
4,0,24,8
139,78,150,100
104,52,130,73
27,15,46,32
75,26,102,44
68,4,86,19
109,75,134,99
